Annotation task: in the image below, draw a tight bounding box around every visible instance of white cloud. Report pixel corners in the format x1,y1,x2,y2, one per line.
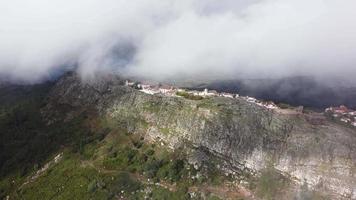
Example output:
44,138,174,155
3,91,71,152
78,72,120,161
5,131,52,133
0,0,356,83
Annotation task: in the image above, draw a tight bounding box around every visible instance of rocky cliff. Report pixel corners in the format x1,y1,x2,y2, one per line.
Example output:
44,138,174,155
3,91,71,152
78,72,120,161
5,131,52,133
44,72,356,199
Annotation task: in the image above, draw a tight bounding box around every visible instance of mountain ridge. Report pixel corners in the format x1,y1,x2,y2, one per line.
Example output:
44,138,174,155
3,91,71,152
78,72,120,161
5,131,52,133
42,72,356,199
1,72,355,199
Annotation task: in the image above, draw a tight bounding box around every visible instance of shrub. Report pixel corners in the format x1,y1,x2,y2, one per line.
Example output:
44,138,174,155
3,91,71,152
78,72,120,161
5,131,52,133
144,159,164,178
277,103,292,109
168,159,185,182
145,149,155,156
176,91,203,100
87,180,97,193
110,172,141,194
127,149,138,163
256,165,289,200
132,140,143,149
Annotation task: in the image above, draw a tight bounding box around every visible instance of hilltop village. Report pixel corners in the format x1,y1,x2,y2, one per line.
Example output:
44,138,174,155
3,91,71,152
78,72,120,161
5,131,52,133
325,105,356,127
125,80,279,110
126,80,356,128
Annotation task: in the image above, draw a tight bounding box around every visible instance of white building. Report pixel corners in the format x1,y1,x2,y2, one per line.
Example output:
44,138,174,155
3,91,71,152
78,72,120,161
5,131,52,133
325,107,333,112
139,84,160,95
140,89,159,95
125,80,135,87
340,118,351,123
201,88,209,96
246,96,257,103
159,86,173,94
348,111,356,116
256,101,278,110
201,88,218,96
220,93,234,98
139,84,151,90
265,104,278,109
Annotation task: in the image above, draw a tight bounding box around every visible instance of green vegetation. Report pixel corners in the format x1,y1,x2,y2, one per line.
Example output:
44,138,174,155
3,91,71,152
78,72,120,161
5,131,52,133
99,125,193,185
17,153,107,200
143,101,161,113
0,83,56,179
159,127,171,135
0,105,199,200
207,195,222,200
0,81,322,200
12,152,144,200
277,103,293,109
196,99,221,111
176,91,203,100
297,182,330,200
150,186,190,200
255,164,290,200
0,84,116,199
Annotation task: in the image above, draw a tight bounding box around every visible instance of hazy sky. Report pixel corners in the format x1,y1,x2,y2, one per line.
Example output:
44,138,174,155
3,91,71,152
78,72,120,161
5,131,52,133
1,0,356,83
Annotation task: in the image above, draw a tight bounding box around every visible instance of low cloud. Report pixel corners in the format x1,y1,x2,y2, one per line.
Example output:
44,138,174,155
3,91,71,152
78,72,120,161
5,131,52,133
1,0,356,84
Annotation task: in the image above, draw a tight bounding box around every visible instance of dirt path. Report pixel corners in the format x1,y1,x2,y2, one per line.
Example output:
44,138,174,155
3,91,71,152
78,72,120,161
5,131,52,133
21,153,63,188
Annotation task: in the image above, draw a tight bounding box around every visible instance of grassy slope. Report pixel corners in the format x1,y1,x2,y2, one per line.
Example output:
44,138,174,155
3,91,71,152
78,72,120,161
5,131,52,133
0,84,235,200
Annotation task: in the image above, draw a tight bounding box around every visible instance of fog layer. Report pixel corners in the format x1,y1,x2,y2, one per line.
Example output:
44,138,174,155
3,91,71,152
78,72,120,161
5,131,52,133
1,0,356,83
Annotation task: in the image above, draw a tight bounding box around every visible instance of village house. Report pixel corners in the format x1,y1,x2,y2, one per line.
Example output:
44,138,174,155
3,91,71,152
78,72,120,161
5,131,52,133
220,92,234,98
325,105,349,114
325,105,356,126
159,85,174,94
138,83,150,90
325,107,333,112
256,101,278,110
141,88,159,95
352,122,356,127
340,118,351,123
125,80,135,87
348,111,356,116
334,105,349,114
246,96,257,103
265,103,278,110
138,83,160,95
201,88,218,97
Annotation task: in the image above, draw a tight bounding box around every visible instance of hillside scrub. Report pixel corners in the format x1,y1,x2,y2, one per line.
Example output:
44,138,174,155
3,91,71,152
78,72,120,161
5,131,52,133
176,91,204,100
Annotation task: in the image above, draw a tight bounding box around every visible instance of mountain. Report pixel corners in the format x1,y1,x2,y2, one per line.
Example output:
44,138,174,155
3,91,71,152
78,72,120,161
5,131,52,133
1,72,355,200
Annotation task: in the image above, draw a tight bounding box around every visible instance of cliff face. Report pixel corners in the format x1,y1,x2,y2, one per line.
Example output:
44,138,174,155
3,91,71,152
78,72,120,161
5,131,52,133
44,73,356,199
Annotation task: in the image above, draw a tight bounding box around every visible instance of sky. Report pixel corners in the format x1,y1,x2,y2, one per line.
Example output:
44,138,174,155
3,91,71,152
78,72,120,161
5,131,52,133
1,0,356,84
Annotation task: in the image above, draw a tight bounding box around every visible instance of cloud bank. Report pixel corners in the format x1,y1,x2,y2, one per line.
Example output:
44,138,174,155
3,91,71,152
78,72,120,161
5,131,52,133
1,0,356,83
